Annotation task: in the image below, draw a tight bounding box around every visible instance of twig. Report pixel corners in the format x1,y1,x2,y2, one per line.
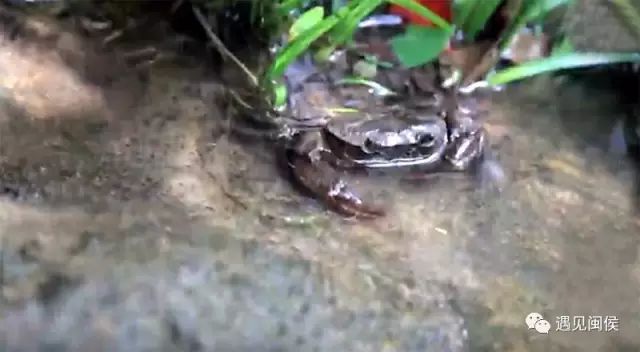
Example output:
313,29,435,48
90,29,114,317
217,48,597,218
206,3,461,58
192,5,259,87
228,89,254,110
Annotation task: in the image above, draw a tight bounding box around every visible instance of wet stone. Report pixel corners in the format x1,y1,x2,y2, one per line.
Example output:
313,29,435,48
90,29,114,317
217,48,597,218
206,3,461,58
0,244,467,352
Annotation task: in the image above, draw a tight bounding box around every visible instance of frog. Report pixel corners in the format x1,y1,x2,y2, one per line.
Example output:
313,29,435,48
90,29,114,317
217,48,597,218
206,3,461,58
278,57,487,218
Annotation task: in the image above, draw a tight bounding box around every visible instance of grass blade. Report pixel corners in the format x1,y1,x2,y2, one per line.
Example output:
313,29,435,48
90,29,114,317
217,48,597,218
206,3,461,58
459,0,502,39
523,0,572,22
453,0,477,30
289,6,325,40
266,13,341,81
314,0,383,61
487,52,640,85
330,0,384,46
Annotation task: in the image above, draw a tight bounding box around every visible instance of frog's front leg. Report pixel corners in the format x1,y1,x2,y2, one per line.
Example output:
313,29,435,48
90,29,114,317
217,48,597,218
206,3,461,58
285,131,385,219
445,116,487,171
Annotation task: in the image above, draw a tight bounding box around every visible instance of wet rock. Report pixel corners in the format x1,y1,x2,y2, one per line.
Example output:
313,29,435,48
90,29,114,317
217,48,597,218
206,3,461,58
0,244,468,352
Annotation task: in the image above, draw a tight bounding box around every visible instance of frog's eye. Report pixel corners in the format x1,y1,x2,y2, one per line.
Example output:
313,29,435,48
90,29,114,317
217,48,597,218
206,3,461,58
363,138,379,154
418,133,435,146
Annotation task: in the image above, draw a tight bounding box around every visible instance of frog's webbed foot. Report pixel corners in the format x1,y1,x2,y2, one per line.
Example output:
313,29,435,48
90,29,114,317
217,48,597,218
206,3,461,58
286,132,385,219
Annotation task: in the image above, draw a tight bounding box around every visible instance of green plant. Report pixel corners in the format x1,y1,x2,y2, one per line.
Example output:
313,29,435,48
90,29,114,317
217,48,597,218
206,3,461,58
263,0,451,106
487,52,640,85
265,0,452,81
489,0,640,85
262,0,640,106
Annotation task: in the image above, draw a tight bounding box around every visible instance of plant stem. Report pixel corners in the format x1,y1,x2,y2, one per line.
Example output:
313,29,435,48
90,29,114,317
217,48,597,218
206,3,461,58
192,5,259,87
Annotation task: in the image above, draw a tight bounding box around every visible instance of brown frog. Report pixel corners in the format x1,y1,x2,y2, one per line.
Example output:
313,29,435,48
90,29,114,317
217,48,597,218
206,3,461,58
279,57,487,218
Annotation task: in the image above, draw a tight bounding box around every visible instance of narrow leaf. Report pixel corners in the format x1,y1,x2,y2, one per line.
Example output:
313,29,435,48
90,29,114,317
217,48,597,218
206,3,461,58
289,6,325,40
266,13,341,81
330,0,384,46
316,0,383,61
453,0,478,30
487,52,640,85
524,0,572,22
461,0,501,40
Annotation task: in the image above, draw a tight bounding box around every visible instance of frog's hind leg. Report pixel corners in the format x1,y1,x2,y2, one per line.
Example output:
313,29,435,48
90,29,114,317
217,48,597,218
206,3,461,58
285,148,385,219
281,130,386,218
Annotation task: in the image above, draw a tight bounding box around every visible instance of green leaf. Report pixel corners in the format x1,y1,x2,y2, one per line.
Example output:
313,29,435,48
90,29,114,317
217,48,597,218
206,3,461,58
387,0,454,33
390,25,450,68
329,0,384,47
487,52,640,86
289,6,325,40
457,0,502,40
523,0,573,23
315,0,383,62
453,0,477,30
266,13,341,81
273,82,289,107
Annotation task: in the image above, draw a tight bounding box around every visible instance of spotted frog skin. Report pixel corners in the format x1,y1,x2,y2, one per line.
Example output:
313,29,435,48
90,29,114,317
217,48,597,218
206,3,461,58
280,58,487,218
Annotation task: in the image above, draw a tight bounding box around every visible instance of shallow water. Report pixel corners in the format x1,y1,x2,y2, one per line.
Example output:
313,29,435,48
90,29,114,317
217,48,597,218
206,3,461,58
0,9,639,352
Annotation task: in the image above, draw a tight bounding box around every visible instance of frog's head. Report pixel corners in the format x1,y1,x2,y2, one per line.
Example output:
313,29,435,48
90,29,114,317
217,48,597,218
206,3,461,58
324,114,448,168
